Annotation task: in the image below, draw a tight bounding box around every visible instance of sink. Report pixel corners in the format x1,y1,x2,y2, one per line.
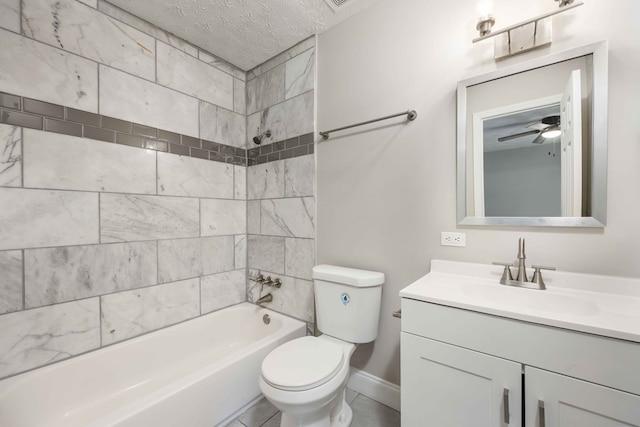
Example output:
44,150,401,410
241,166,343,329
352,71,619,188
463,284,600,316
399,259,640,343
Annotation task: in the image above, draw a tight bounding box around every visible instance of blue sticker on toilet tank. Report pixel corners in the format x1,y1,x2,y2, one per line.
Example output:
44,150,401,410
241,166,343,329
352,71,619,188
341,293,350,305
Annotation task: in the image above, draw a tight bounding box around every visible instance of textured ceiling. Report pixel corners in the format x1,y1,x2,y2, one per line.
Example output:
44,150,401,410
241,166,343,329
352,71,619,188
107,0,376,71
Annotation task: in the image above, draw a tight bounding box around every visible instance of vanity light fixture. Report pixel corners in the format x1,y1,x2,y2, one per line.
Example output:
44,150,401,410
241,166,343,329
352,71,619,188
476,15,496,37
473,0,584,60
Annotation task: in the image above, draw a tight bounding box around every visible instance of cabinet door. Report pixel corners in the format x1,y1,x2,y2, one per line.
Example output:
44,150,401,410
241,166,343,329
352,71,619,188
401,332,522,427
525,367,640,427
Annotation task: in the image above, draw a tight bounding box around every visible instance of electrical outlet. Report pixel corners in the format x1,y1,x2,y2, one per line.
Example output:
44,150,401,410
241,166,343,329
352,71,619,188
441,232,466,247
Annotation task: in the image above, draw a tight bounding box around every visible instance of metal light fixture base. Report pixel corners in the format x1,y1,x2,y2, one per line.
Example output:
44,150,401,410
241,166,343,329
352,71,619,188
473,0,583,61
494,19,552,60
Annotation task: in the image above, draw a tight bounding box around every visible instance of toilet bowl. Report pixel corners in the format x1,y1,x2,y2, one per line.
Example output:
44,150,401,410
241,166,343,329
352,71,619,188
259,265,385,427
259,335,356,427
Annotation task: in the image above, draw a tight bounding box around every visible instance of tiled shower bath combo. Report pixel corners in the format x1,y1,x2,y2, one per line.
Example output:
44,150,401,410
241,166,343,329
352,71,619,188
0,0,316,394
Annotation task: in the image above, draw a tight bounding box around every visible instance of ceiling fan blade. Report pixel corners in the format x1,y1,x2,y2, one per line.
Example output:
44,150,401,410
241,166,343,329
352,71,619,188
497,129,540,142
531,133,545,144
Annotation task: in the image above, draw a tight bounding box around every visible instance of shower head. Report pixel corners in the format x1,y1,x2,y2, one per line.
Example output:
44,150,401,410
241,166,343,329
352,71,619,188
252,130,272,145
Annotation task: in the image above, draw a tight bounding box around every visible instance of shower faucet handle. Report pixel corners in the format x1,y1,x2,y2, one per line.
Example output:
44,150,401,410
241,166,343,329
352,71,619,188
250,274,266,283
263,277,282,288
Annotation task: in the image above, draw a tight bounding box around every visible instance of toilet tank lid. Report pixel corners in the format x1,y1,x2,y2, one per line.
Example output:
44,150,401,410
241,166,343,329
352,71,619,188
312,265,385,287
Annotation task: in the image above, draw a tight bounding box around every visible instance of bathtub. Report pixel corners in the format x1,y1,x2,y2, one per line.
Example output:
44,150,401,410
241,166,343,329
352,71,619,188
0,303,306,427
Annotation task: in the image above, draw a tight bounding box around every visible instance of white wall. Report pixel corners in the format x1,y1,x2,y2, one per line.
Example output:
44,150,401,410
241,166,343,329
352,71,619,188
317,0,640,385
484,144,561,217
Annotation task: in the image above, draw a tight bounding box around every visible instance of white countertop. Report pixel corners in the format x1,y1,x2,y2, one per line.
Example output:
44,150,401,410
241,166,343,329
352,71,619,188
400,260,640,343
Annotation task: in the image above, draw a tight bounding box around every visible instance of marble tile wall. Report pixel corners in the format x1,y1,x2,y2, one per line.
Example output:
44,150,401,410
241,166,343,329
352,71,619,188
246,41,316,148
246,154,316,322
0,0,321,379
245,41,317,325
0,1,252,380
2,0,247,146
0,0,20,34
0,124,247,378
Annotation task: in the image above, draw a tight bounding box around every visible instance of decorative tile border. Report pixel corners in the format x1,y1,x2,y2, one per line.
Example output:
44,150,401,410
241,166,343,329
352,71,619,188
247,133,314,166
0,92,247,166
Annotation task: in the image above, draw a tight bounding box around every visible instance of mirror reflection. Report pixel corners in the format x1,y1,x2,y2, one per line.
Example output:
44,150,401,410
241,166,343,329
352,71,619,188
457,42,607,227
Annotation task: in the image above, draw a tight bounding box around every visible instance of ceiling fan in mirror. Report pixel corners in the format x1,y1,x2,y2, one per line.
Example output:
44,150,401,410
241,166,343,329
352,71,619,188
497,115,561,144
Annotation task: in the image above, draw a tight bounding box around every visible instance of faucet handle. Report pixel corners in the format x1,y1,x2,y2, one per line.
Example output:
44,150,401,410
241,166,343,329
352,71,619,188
493,262,514,284
531,265,556,271
250,274,266,283
531,265,556,289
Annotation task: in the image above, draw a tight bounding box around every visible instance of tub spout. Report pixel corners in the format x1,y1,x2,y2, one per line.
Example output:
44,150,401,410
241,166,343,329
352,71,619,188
256,293,273,305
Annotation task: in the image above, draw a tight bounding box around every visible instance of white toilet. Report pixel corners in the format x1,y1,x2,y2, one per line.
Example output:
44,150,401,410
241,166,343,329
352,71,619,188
259,264,385,427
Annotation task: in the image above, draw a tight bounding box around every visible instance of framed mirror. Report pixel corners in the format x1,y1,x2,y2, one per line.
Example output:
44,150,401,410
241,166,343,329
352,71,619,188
457,41,608,227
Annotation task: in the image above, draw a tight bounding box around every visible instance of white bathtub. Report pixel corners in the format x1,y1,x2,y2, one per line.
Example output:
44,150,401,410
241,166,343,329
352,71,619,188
0,303,306,427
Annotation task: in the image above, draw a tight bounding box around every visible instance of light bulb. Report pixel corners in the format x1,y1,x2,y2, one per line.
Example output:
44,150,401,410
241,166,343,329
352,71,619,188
542,129,561,139
476,0,494,16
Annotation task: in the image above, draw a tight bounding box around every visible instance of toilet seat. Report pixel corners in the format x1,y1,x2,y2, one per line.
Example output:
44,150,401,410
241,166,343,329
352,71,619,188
261,337,345,392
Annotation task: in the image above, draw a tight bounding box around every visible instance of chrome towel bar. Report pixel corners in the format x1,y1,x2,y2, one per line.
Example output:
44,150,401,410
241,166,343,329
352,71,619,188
319,110,417,140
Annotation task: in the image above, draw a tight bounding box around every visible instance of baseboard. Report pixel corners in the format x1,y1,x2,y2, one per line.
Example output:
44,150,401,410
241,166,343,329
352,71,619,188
347,368,401,412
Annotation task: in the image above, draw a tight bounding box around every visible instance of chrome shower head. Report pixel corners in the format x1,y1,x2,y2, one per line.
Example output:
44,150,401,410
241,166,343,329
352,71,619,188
253,130,271,145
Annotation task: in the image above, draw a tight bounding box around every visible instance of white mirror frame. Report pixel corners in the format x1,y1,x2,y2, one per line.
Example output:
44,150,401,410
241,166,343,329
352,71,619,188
457,41,608,227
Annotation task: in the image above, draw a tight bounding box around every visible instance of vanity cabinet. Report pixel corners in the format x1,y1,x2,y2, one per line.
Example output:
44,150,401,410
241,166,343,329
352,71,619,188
525,367,640,427
400,298,640,427
402,333,522,427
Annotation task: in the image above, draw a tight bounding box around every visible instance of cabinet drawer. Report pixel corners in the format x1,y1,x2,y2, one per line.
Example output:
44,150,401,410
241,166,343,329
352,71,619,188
401,298,640,395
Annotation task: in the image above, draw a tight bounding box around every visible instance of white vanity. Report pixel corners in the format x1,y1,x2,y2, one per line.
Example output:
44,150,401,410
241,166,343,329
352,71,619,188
400,260,640,426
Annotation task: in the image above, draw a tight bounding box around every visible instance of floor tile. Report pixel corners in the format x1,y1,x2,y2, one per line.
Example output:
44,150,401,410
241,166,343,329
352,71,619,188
260,412,282,427
238,397,279,427
226,421,246,427
350,394,401,427
345,387,359,405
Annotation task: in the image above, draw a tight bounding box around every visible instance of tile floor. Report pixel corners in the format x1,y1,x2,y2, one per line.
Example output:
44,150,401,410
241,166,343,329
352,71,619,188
227,388,401,427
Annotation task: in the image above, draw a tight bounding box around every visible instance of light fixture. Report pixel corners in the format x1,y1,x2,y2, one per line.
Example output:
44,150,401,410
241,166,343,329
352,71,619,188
541,125,561,139
252,129,271,145
473,0,584,60
476,15,496,37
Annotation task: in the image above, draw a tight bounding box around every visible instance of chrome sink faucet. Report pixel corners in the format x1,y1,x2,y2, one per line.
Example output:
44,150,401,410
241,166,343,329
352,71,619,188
493,238,555,290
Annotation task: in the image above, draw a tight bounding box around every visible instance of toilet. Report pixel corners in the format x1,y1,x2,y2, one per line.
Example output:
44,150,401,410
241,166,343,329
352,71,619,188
259,265,385,427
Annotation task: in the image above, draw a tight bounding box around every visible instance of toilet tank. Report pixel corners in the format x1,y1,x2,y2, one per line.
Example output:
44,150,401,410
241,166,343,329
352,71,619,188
312,265,384,344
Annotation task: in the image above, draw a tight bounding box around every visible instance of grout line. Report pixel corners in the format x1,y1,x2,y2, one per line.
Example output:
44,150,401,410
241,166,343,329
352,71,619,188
97,60,100,114
198,276,202,315
283,236,287,276
21,249,25,310
1,233,243,253
155,151,158,195
97,192,101,243
19,127,24,187
155,239,160,288
0,182,244,201
98,295,102,347
154,38,158,83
